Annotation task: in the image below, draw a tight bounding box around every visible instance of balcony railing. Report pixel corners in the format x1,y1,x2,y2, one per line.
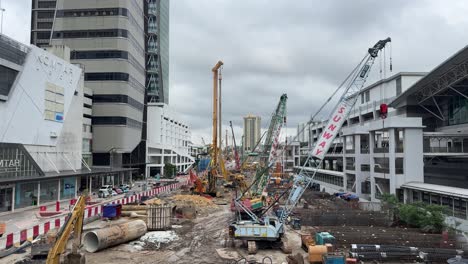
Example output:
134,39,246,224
360,148,369,154
345,149,355,154
345,165,355,171
424,146,467,153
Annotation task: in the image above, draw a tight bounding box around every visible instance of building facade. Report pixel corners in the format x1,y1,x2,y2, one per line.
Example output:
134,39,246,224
293,72,426,201
0,35,135,213
145,0,169,104
243,115,261,152
146,103,194,176
31,0,147,168
293,46,468,224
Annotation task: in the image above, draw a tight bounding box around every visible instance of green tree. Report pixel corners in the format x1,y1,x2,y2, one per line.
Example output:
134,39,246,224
164,163,177,178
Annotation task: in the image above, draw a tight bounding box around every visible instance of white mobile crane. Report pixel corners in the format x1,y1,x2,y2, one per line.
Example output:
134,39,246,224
229,37,391,254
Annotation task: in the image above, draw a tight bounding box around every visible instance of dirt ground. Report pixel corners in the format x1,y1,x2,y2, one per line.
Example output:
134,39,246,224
84,203,305,264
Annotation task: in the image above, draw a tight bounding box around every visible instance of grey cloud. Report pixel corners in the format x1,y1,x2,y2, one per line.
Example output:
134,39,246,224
5,0,468,145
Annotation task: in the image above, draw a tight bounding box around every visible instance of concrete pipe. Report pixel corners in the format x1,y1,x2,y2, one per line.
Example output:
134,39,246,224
83,220,147,253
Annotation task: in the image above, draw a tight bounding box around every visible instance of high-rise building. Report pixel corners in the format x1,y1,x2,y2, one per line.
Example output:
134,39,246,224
146,0,170,104
243,115,261,152
31,0,147,167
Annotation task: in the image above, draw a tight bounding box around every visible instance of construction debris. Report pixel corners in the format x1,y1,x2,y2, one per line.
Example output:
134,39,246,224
170,194,216,207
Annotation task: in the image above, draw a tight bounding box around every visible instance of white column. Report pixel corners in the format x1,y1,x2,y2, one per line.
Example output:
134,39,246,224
388,128,396,194
369,131,376,201
57,179,61,201
354,134,361,195
75,177,78,198
11,185,15,212
37,182,41,206
89,176,92,193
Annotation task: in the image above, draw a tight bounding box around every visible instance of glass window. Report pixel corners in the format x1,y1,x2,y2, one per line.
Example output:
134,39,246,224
365,91,370,102
0,187,13,212
15,182,39,209
396,76,402,96
39,180,58,204
37,11,54,19
61,177,76,200
0,65,19,97
85,72,129,81
38,1,56,8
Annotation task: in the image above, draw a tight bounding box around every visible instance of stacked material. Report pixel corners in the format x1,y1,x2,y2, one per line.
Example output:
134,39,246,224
143,197,164,205
170,195,215,207
350,244,467,262
121,205,148,222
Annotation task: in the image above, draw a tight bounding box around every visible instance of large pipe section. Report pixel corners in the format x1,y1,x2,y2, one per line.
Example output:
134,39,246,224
83,220,147,253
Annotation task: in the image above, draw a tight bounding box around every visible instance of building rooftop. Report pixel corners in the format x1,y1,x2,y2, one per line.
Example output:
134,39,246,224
390,45,468,108
402,182,468,199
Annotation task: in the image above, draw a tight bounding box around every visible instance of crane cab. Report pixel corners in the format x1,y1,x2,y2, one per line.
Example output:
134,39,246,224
229,216,284,241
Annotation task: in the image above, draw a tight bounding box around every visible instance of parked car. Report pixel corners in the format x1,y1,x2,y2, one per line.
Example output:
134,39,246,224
119,184,130,191
111,190,118,196
98,188,110,198
113,188,123,194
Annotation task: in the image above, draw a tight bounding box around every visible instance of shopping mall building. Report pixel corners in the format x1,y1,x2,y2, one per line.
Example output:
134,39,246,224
0,35,134,213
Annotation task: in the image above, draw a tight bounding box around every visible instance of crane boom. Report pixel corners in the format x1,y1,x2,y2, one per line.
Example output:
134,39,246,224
230,38,391,246
230,121,241,171
279,37,391,222
250,94,288,196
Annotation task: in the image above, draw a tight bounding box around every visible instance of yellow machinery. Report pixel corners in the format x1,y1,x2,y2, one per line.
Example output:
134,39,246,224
46,195,86,264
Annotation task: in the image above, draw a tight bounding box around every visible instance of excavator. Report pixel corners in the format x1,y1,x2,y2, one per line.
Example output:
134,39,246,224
229,38,391,254
46,195,87,264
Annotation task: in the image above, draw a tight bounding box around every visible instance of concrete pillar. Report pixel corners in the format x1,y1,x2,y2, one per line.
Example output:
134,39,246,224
354,134,362,195
75,177,78,198
369,131,376,201
57,179,61,201
112,175,115,187
11,185,15,212
86,176,89,190
101,176,104,186
89,176,92,193
37,182,41,206
388,128,396,194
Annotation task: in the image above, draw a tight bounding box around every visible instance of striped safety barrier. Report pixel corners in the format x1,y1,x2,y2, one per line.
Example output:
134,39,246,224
0,179,189,251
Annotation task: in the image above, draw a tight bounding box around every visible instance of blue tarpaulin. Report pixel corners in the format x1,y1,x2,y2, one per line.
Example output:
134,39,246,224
197,158,210,172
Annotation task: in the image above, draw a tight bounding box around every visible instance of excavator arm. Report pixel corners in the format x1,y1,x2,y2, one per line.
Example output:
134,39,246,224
46,195,86,264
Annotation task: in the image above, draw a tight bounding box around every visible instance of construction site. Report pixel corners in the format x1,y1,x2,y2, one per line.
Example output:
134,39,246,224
2,37,468,264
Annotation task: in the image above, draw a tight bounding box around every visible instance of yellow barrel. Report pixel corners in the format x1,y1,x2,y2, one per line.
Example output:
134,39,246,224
308,245,328,263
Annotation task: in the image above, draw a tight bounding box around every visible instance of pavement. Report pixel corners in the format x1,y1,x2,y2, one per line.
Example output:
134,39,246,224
0,180,149,235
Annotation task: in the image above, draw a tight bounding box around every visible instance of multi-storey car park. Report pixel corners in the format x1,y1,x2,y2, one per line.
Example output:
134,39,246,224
290,45,468,225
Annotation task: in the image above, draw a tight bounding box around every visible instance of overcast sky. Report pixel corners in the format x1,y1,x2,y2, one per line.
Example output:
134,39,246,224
3,0,468,145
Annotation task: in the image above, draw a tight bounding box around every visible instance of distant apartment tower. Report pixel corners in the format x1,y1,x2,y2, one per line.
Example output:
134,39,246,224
31,0,147,167
243,115,261,152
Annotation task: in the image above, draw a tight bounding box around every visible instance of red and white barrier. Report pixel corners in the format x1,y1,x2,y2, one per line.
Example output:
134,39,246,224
0,179,189,251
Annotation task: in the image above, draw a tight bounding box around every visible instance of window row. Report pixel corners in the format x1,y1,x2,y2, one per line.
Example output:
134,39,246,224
71,50,145,75
92,116,142,129
53,29,128,39
56,8,128,18
93,94,144,112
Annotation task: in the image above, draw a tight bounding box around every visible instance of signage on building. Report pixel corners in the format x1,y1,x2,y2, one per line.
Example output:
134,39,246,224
311,103,349,160
0,159,20,168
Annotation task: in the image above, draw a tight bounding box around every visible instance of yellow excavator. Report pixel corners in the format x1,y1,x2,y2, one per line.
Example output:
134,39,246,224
46,195,86,264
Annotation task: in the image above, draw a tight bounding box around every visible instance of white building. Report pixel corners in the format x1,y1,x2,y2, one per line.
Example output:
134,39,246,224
0,35,134,213
293,44,468,225
146,103,194,176
293,72,426,201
